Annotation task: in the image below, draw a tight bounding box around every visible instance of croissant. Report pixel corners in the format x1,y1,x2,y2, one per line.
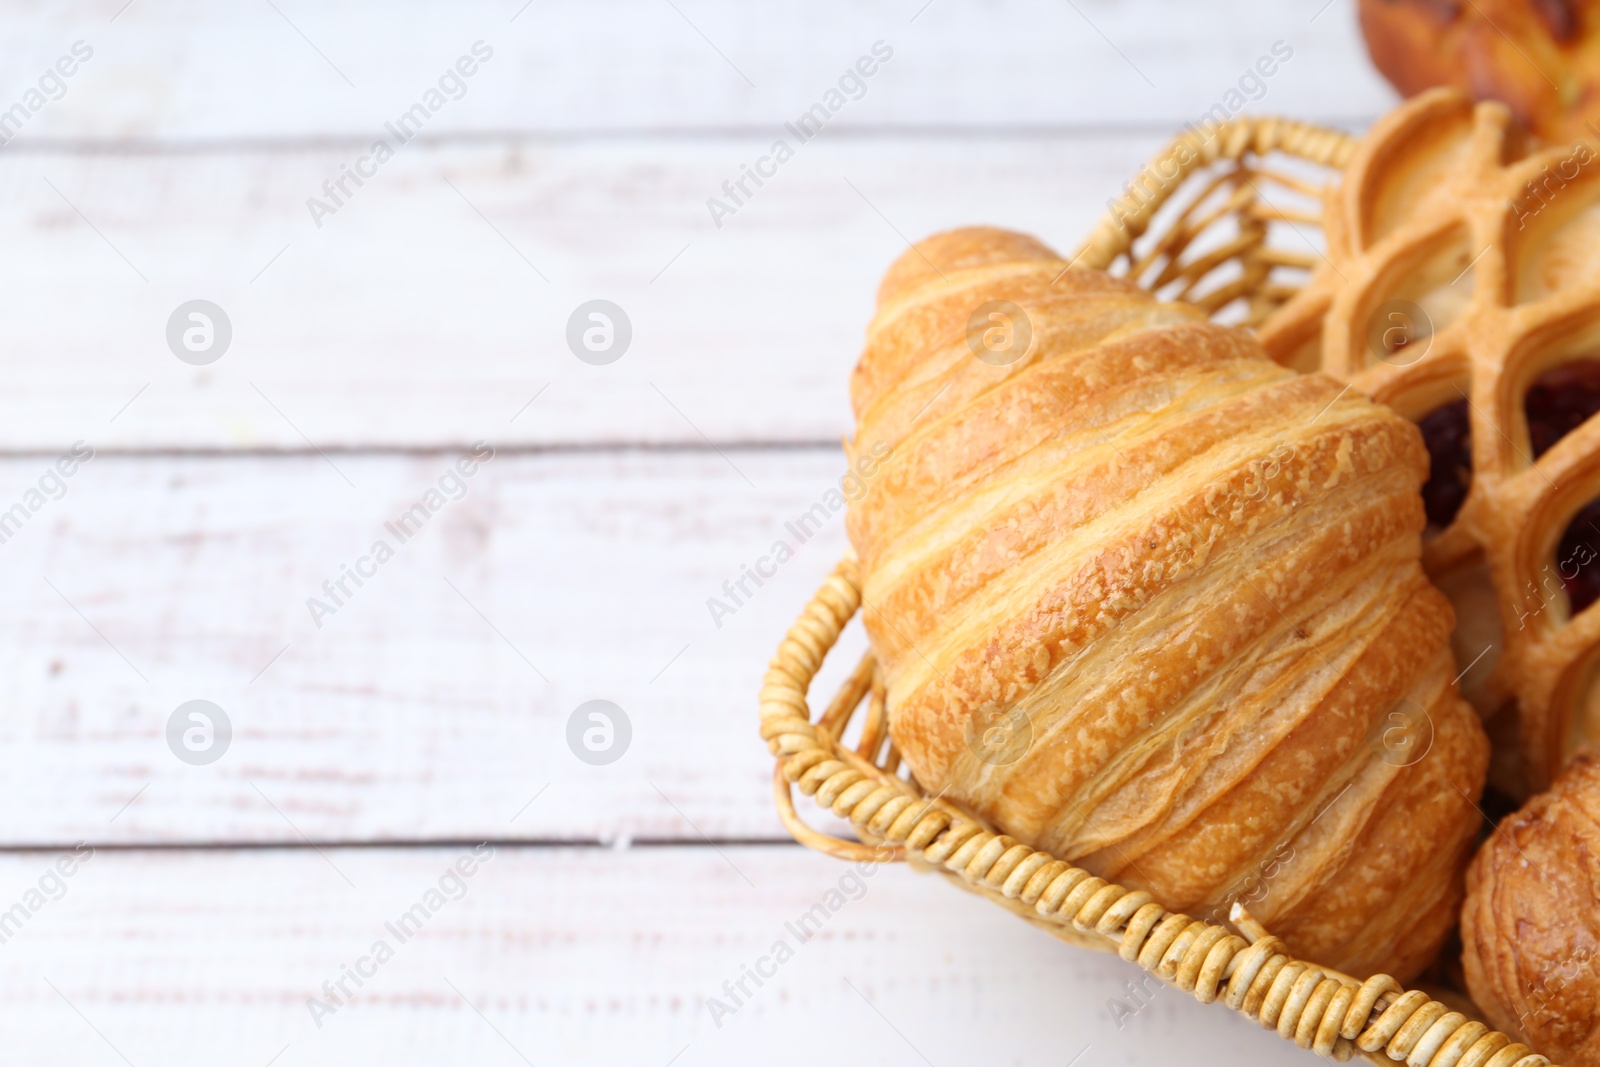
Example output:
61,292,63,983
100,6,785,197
846,226,1489,980
1461,753,1600,1066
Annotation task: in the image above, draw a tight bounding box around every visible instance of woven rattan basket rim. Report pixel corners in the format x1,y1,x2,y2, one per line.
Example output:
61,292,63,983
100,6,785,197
1069,113,1357,273
759,114,1558,1067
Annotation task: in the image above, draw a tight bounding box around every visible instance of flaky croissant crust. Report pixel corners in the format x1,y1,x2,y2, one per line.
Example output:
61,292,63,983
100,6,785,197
846,227,1488,980
1462,754,1600,1065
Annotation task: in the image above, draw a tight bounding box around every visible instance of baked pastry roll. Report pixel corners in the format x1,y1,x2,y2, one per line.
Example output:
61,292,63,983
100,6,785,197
1461,753,1600,1066
1359,0,1600,142
847,225,1489,981
1259,89,1600,795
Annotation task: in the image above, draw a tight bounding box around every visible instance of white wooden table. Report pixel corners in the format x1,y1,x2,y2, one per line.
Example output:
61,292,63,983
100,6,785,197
0,3,1400,1063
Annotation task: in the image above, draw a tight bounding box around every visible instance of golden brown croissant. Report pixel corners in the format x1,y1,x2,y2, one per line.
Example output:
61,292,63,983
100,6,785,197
846,226,1489,981
1461,753,1600,1065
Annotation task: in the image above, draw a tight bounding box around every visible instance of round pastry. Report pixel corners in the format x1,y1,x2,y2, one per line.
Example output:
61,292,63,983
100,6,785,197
1461,753,1600,1064
1258,88,1600,795
847,225,1489,981
1359,0,1600,142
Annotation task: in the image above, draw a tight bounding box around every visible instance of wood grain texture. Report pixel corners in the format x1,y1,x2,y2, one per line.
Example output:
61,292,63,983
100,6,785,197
0,0,1395,451
2,0,1390,142
0,844,1298,1066
0,449,882,845
0,136,1164,450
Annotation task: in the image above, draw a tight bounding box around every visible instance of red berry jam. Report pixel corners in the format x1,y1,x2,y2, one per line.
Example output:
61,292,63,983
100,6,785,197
1417,399,1472,529
1557,499,1600,616
1524,359,1600,458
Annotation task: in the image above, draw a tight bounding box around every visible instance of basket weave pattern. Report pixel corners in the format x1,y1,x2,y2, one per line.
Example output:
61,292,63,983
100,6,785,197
760,116,1559,1067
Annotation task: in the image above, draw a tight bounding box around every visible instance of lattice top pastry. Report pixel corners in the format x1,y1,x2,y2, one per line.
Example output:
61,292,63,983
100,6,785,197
1260,88,1600,793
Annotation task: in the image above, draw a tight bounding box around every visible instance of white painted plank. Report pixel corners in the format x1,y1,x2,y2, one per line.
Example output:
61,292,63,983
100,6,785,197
2,0,1394,142
0,134,1180,449
0,844,1306,1066
0,448,887,845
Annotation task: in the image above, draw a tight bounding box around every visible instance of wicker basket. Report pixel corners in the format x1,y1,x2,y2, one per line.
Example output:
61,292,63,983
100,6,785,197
758,115,1559,1067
